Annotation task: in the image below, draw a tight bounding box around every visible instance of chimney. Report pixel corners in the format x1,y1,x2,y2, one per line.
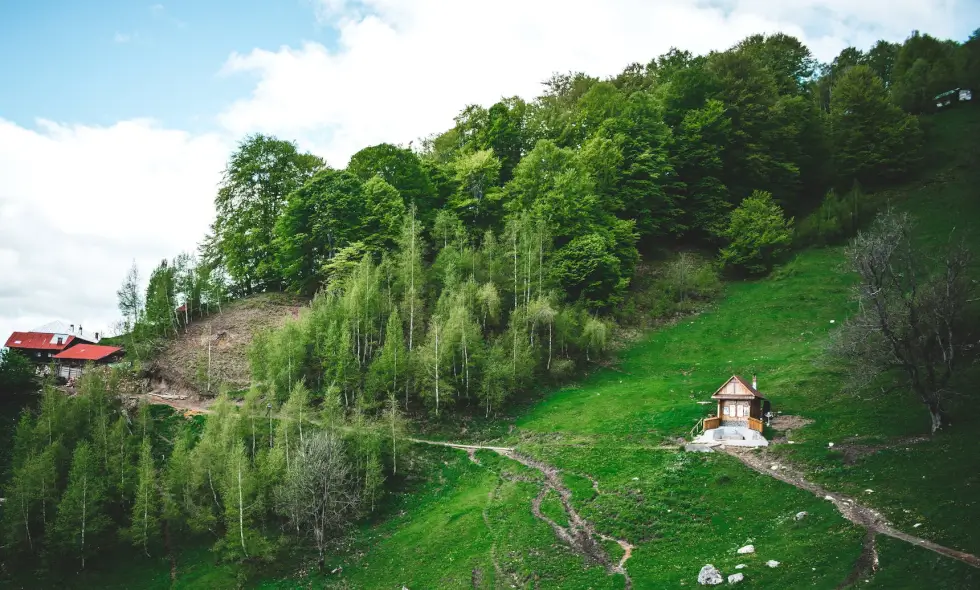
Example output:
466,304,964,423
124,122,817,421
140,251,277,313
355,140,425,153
70,323,74,333
95,332,99,341
752,375,758,390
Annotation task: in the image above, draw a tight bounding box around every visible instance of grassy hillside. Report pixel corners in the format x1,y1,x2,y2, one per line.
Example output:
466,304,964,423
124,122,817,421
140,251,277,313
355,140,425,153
44,106,980,589
302,105,980,589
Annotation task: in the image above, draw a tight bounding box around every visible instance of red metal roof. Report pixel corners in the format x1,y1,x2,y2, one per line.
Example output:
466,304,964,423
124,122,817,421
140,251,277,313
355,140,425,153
53,344,123,361
5,332,76,351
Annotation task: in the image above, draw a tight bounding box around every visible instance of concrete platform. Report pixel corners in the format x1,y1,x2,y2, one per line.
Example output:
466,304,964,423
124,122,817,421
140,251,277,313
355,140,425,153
691,426,769,448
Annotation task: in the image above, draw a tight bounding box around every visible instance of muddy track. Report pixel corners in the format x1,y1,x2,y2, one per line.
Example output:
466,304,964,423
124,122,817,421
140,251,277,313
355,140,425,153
411,438,634,588
837,530,880,590
723,448,980,573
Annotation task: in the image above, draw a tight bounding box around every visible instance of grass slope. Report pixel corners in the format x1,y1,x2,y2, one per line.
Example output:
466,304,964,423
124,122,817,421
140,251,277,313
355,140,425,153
46,107,980,589
321,106,980,589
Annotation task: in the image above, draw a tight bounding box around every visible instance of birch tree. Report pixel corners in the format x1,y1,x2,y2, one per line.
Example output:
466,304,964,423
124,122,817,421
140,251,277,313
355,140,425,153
51,442,109,569
130,438,160,556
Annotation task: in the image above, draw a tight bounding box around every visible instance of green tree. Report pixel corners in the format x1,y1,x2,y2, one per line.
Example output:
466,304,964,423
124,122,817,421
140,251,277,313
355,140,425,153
50,442,110,569
347,143,439,218
0,349,37,394
718,190,794,275
275,169,367,295
212,134,324,294
130,437,160,556
831,65,922,185
361,176,406,252
144,259,177,337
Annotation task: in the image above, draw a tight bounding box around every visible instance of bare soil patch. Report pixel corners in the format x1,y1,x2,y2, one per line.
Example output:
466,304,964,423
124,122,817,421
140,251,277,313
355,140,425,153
147,293,306,395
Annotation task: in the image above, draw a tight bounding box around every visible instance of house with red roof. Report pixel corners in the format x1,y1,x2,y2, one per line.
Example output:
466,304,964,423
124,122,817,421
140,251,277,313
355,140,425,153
4,331,84,363
4,322,119,381
53,344,124,380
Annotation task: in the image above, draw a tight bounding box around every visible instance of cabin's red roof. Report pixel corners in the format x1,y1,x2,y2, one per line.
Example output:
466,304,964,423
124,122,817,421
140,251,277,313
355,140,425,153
53,344,122,361
5,332,76,351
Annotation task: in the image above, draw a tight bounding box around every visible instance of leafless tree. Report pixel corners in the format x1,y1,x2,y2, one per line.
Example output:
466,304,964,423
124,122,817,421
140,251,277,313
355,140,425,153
276,431,360,568
829,210,975,433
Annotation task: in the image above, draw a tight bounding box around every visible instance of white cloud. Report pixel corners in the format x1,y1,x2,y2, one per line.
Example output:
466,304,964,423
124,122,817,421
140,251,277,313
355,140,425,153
219,0,975,166
0,118,228,342
113,32,132,44
2,0,976,345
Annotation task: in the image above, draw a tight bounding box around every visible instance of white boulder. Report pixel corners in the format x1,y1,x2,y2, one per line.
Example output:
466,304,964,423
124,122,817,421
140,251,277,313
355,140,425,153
734,564,746,569
728,573,745,584
698,564,724,585
795,511,808,521
737,544,755,554
766,560,780,568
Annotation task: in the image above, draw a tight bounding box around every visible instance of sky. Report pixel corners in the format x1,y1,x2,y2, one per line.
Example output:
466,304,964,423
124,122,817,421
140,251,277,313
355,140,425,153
1,0,977,344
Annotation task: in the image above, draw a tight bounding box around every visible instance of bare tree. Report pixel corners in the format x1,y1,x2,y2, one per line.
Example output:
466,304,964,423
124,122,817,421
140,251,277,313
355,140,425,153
830,210,975,433
276,432,360,568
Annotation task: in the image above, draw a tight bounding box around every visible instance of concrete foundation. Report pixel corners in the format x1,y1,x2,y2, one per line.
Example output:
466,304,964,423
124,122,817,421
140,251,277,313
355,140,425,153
691,426,769,448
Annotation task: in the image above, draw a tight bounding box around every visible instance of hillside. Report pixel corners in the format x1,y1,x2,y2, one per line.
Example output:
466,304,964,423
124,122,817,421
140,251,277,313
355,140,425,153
312,107,980,589
146,293,306,396
45,107,980,590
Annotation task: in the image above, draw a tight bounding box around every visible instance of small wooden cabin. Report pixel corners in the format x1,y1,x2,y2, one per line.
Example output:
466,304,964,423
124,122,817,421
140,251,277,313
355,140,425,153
704,375,769,433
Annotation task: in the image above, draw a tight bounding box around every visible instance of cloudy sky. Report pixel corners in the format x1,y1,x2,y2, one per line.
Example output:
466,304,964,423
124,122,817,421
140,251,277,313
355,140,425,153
0,0,977,342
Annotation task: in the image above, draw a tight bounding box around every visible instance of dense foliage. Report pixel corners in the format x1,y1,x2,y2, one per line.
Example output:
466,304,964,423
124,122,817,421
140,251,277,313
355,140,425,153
250,209,613,417
111,27,979,420
1,370,404,569
0,349,36,394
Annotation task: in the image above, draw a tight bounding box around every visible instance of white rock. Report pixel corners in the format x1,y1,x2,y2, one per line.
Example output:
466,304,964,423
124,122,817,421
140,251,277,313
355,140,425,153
735,564,746,570
824,495,834,501
830,319,835,324
737,544,755,554
788,440,796,444
795,511,808,521
864,489,874,494
770,464,779,470
766,560,780,568
698,564,724,585
828,442,835,448
913,523,923,528
727,573,744,584
633,477,639,481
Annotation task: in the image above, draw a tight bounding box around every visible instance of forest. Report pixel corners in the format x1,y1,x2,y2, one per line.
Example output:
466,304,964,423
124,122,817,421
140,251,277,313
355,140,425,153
3,28,980,575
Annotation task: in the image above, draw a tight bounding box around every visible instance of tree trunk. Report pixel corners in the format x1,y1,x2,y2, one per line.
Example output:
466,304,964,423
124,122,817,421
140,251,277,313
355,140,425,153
81,474,87,569
434,322,440,418
238,459,248,558
929,401,945,434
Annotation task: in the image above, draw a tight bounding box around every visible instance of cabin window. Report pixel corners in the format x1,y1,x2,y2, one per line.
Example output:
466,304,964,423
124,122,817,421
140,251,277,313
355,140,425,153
723,405,731,416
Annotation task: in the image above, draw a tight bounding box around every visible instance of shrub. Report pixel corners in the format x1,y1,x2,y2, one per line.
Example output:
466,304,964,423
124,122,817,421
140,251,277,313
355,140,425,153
795,185,870,247
619,252,722,323
719,191,794,275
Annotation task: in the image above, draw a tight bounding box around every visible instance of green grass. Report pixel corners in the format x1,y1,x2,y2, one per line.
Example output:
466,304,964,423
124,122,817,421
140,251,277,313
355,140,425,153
41,106,980,589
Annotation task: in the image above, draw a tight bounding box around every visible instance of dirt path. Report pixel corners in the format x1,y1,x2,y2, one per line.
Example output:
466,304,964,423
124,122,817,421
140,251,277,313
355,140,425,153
410,438,635,589
723,447,980,573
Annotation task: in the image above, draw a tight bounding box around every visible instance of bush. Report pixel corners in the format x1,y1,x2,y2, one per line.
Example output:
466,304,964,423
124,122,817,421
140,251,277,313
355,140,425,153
719,191,794,276
619,252,722,323
794,184,870,248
